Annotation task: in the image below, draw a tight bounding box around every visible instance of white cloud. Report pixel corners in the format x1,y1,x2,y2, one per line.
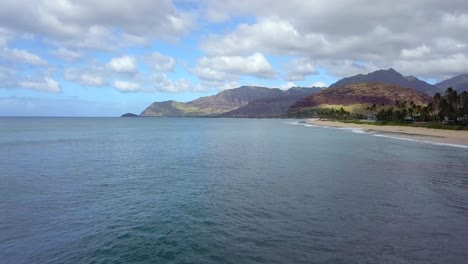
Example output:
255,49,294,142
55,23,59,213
317,60,379,78
194,52,276,81
217,81,240,91
395,53,468,78
280,81,296,90
51,47,83,61
106,56,137,73
311,81,327,88
191,65,228,82
2,48,48,65
113,80,142,93
19,77,61,93
2,0,468,94
153,73,208,93
284,58,317,81
0,0,194,50
0,65,61,93
401,45,431,60
146,52,175,72
64,68,107,87
196,1,468,79
201,19,327,56
79,74,106,87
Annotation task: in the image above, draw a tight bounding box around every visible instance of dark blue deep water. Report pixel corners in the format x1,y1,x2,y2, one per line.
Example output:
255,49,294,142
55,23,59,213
1,117,468,263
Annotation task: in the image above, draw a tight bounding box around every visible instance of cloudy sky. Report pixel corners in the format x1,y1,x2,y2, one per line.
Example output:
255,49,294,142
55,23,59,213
1,0,468,116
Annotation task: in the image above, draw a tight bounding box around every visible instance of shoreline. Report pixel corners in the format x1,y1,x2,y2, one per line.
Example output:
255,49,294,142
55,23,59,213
305,119,468,147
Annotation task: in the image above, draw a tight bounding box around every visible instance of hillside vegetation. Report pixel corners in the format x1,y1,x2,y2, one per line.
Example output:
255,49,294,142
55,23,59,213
288,82,432,117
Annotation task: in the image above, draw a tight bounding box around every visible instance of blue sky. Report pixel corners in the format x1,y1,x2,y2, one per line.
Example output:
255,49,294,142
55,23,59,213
1,1,467,116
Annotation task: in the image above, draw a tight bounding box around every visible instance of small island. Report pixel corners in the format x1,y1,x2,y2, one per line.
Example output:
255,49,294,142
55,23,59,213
121,113,139,117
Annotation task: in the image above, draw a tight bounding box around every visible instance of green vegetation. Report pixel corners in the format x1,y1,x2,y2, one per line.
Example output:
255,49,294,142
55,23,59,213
314,107,364,120
288,82,432,118
304,87,468,130
372,88,468,124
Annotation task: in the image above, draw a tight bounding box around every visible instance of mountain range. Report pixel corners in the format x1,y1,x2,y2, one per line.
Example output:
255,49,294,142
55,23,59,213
329,68,440,95
134,69,467,118
140,86,319,117
436,74,468,92
219,87,321,117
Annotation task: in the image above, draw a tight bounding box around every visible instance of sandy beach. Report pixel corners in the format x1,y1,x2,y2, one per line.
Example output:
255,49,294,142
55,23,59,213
306,119,468,147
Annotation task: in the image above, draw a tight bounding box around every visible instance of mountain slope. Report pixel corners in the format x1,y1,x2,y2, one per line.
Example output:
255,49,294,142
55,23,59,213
436,74,468,92
329,68,440,95
140,86,286,117
188,86,285,114
220,87,322,117
140,100,206,116
288,82,432,116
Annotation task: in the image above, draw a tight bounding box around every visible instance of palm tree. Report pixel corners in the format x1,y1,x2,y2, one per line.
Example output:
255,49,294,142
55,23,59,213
439,98,449,121
461,91,468,116
432,93,442,120
445,87,459,121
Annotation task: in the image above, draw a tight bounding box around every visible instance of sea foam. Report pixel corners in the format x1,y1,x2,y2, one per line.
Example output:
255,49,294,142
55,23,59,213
372,134,468,149
289,121,468,149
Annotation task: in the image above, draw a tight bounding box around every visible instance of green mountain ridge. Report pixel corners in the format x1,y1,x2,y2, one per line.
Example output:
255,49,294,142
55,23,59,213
288,82,432,117
329,68,440,95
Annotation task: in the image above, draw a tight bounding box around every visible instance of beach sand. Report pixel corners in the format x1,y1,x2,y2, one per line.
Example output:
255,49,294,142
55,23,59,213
305,119,468,147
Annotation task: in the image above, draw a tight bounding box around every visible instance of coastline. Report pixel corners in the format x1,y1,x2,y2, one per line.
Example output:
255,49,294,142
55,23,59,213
305,119,468,147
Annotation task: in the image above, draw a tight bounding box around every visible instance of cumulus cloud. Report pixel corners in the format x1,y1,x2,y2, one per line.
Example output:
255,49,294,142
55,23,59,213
153,73,190,93
153,73,208,93
194,52,276,81
317,60,379,78
19,77,61,93
284,58,317,81
280,81,296,90
113,80,142,93
311,81,327,88
0,0,194,50
64,67,107,87
65,52,177,92
3,0,468,95
65,58,144,90
145,52,175,72
201,19,326,56
395,53,468,79
191,66,227,82
106,56,137,73
217,81,240,91
400,45,431,60
197,1,468,79
2,48,48,66
51,47,83,61
0,65,61,93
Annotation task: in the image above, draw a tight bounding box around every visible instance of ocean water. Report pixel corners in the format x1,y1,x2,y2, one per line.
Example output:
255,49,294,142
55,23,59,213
1,117,467,264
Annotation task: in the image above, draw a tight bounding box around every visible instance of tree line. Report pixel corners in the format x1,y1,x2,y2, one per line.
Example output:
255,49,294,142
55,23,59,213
371,88,468,124
315,107,363,120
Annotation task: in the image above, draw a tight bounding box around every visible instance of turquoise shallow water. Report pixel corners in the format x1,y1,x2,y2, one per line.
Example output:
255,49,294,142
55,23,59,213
1,117,468,263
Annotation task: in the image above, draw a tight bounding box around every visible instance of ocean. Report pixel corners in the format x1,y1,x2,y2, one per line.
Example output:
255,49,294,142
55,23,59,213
1,117,467,263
